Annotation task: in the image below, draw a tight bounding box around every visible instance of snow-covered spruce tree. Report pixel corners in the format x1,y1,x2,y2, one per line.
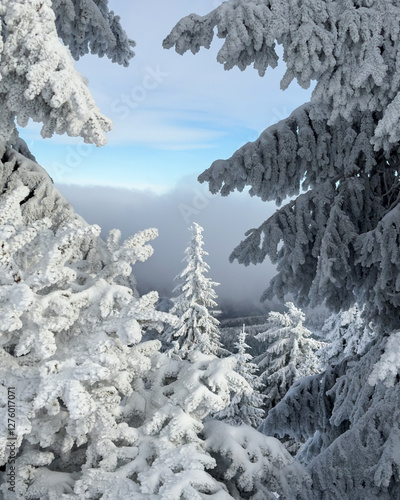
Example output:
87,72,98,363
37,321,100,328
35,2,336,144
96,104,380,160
164,223,222,358
165,2,400,497
0,23,303,498
120,349,307,500
0,157,304,500
0,182,177,499
160,229,303,498
0,0,134,147
214,325,265,428
67,326,307,499
129,342,306,500
255,303,323,414
318,304,375,368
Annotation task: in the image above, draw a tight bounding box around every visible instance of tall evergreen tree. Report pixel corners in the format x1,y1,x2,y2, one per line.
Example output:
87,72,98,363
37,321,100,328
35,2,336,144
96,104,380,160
165,223,221,358
0,183,175,499
164,2,400,496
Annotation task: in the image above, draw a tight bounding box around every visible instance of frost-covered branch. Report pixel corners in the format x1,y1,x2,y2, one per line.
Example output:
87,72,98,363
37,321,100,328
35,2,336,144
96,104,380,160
166,0,400,151
0,0,134,146
52,0,135,66
199,103,378,204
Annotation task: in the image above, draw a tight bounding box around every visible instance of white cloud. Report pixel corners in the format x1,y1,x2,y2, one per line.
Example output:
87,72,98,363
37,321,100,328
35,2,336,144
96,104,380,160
106,109,227,148
56,176,278,315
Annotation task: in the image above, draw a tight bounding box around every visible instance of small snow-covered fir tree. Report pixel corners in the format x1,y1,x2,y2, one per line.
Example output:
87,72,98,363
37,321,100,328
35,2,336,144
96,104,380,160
73,351,242,499
165,222,222,358
319,304,375,367
215,325,265,428
128,346,306,500
255,303,324,413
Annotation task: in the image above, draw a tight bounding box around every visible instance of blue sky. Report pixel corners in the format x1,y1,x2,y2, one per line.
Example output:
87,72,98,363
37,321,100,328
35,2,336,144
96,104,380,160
22,1,313,310
23,0,312,192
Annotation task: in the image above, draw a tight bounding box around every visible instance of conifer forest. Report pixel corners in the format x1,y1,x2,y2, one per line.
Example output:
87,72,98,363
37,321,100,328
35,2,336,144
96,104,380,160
1,1,400,499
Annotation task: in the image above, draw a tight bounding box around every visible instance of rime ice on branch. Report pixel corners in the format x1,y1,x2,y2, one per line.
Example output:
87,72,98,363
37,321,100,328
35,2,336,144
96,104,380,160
164,0,400,150
52,0,135,65
0,0,134,147
165,2,400,497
